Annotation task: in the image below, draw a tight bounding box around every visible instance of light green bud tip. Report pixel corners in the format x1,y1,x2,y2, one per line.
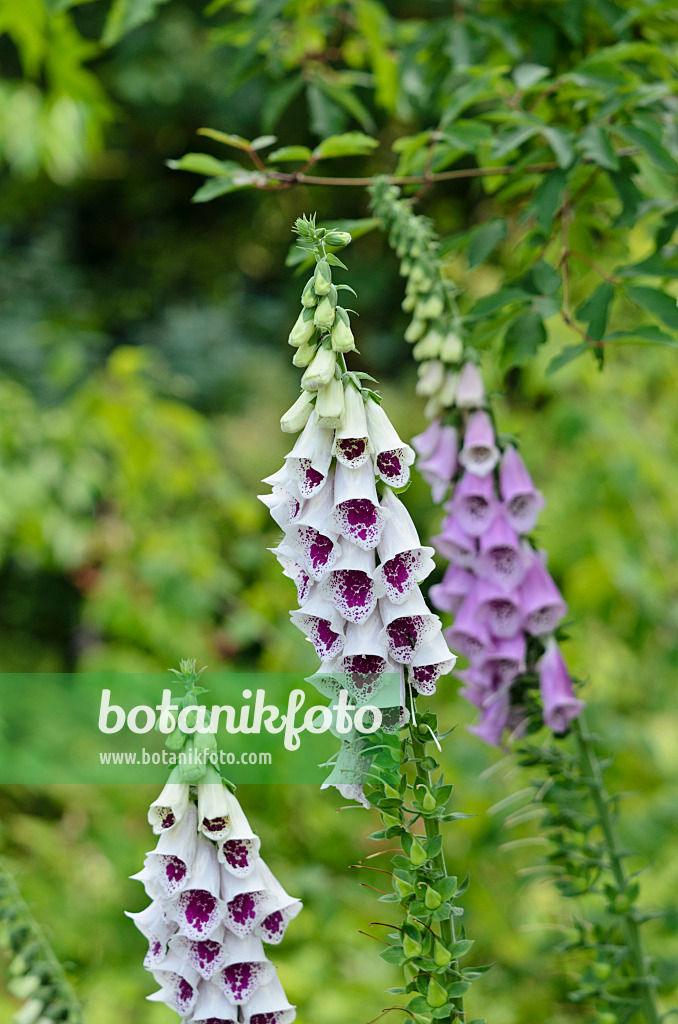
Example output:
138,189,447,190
330,313,355,352
315,377,345,428
314,294,336,329
292,341,318,367
280,390,314,433
301,278,317,307
301,345,337,391
403,933,423,959
288,310,316,347
427,977,448,1009
314,261,332,295
410,838,428,866
325,230,351,246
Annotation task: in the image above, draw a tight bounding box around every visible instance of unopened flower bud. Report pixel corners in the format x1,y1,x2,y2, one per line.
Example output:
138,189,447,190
405,318,426,343
427,977,448,1009
315,377,345,428
403,963,418,985
413,330,442,360
421,790,437,812
288,309,316,347
439,370,459,407
165,724,187,752
434,942,453,967
330,311,355,352
314,261,332,295
417,294,444,319
416,360,445,397
394,875,415,898
402,293,417,312
301,345,337,391
313,295,336,329
325,230,351,246
292,340,318,367
177,738,206,783
410,837,428,866
301,278,317,307
441,331,463,362
280,390,314,433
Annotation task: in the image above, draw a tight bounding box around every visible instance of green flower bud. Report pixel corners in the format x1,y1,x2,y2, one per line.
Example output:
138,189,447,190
400,260,411,275
315,377,345,428
280,390,314,433
418,294,444,319
325,230,352,246
413,330,442,360
194,725,217,759
597,1014,616,1024
165,724,187,752
288,309,316,347
405,319,426,343
410,838,428,866
314,261,332,295
440,331,463,362
301,346,337,391
301,278,317,307
439,370,458,406
313,294,337,329
330,312,355,352
421,790,437,813
383,783,401,800
403,933,423,959
402,293,417,312
403,963,418,985
416,360,445,397
427,977,448,1009
292,341,318,367
394,875,415,899
380,812,401,828
178,738,206,783
434,942,453,967
593,962,612,980
424,886,442,910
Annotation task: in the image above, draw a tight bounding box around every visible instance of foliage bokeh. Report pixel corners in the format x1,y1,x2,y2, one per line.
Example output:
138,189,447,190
0,2,677,1023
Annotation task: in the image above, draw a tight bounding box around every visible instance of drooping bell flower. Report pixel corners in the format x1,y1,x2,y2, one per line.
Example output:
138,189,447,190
284,408,334,499
431,514,476,568
329,460,390,550
518,553,568,635
319,544,384,624
416,424,458,503
455,361,485,409
499,446,545,534
444,586,491,661
467,687,510,747
379,590,441,664
241,976,297,1024
411,418,443,460
477,634,526,686
458,411,500,478
290,592,346,661
445,471,499,537
365,397,415,488
332,383,373,468
409,631,458,695
131,777,299,1023
476,513,528,591
473,578,524,639
148,767,190,833
429,565,474,615
374,487,436,604
538,640,585,734
287,478,342,581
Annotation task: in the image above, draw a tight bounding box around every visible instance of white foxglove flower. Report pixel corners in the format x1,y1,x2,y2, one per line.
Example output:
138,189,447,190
253,861,303,945
216,933,276,1004
292,340,318,367
313,294,336,329
190,979,238,1022
286,476,342,581
126,903,177,969
164,836,226,941
198,771,237,841
133,802,199,898
328,460,390,550
148,950,200,1017
220,861,301,942
379,590,441,664
409,632,457,696
416,359,445,396
374,488,435,604
339,612,390,700
258,489,302,532
319,544,385,624
284,409,334,499
330,311,355,352
290,592,346,662
268,543,312,605
280,390,314,433
240,976,296,1024
217,802,261,879
365,399,415,488
332,384,372,468
315,376,345,428
169,925,228,981
148,769,190,834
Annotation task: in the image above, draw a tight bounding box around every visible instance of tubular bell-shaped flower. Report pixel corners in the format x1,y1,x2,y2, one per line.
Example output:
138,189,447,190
262,221,456,803
130,776,299,1023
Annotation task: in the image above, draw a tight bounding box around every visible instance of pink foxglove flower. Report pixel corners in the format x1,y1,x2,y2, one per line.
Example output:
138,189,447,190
413,361,581,745
130,777,299,1023
538,640,585,733
416,424,458,503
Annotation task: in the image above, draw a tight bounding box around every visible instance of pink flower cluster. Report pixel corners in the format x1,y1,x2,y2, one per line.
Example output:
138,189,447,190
413,363,584,745
129,774,300,1024
261,384,457,800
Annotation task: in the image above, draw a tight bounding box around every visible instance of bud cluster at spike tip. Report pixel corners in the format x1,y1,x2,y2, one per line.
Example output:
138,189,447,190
264,224,456,806
128,768,300,1024
411,363,584,746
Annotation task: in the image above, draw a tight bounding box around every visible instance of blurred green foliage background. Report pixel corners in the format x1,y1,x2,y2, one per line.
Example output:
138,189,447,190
0,2,677,1022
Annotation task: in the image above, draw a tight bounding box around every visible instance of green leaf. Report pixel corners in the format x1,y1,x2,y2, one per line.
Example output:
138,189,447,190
577,124,619,171
532,260,561,296
491,125,539,160
605,326,678,348
442,122,493,151
469,288,532,317
101,0,171,46
313,132,379,159
315,80,376,134
468,220,507,268
250,135,277,151
267,146,313,163
609,164,643,228
546,343,589,375
513,64,550,90
530,169,567,233
380,945,406,965
450,939,475,958
447,981,471,997
503,310,547,368
423,834,443,858
541,127,575,169
625,285,678,330
575,281,615,341
197,129,252,152
192,172,264,202
167,154,240,177
619,125,678,174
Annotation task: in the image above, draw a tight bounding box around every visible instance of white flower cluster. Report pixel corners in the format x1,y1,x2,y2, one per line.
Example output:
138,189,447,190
128,771,301,1024
263,379,457,803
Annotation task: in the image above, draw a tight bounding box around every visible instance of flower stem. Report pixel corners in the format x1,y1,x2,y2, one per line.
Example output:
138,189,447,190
572,716,661,1024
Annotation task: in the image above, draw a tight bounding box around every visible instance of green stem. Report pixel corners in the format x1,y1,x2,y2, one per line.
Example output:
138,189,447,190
408,705,462,1024
572,716,660,1024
